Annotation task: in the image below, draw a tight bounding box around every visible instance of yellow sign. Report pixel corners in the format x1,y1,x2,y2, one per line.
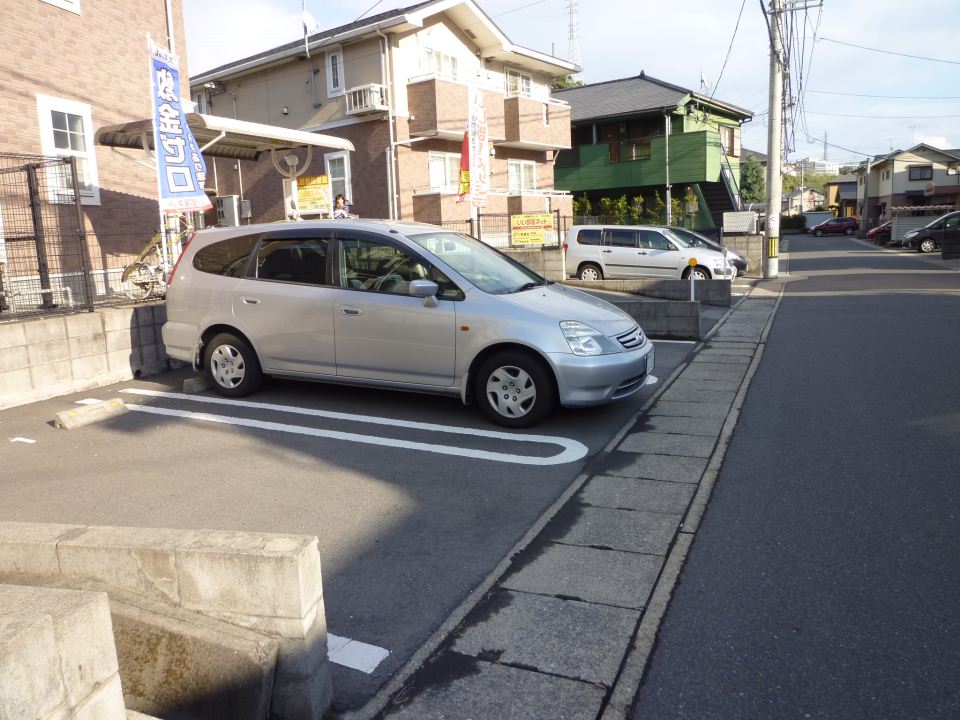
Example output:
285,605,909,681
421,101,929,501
510,213,553,246
297,175,332,215
688,257,698,266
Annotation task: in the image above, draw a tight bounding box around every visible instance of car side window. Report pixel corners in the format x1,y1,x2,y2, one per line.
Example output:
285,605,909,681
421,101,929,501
605,229,637,248
338,236,461,298
192,235,258,277
255,238,330,286
640,231,673,251
944,216,960,229
577,229,602,246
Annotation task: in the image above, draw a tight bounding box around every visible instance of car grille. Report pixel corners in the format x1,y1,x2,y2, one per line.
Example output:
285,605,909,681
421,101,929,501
616,325,645,350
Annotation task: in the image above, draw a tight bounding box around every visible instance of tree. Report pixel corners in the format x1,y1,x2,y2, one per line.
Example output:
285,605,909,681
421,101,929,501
550,75,584,90
740,154,766,204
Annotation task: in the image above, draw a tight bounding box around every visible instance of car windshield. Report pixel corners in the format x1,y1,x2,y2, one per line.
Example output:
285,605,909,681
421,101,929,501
406,230,546,294
662,229,692,248
669,228,717,249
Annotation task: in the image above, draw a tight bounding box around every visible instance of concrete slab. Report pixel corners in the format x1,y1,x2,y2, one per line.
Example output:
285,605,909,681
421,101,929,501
383,655,605,720
502,544,661,609
696,346,755,357
580,476,695,514
619,431,717,458
658,388,737,405
0,522,85,576
679,364,748,381
452,590,639,685
54,398,127,430
603,452,708,484
648,400,732,419
703,340,756,350
635,414,725,436
552,506,679,556
692,353,752,365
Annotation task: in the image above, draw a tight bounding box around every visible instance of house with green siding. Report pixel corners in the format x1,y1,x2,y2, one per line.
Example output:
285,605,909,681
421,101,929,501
553,72,753,229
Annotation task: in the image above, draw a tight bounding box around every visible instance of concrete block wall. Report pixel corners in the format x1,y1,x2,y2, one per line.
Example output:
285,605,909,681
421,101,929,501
0,522,332,720
722,233,763,274
0,303,169,411
563,278,732,307
503,247,566,281
0,584,126,719
613,300,701,340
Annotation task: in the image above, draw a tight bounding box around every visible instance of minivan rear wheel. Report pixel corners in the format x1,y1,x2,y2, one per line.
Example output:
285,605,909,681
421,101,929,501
475,351,556,428
204,332,262,397
578,263,603,281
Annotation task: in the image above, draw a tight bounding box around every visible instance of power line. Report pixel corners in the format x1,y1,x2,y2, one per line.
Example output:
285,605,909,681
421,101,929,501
806,110,960,119
820,37,960,66
809,89,960,100
711,0,748,98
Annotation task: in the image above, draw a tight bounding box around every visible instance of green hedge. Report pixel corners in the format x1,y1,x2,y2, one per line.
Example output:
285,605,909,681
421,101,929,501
780,214,806,230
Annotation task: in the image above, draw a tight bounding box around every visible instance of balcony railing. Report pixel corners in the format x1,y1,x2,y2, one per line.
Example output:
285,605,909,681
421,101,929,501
345,83,388,115
609,138,654,163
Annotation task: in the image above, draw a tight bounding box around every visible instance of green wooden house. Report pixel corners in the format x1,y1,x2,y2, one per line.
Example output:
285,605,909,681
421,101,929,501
553,72,753,229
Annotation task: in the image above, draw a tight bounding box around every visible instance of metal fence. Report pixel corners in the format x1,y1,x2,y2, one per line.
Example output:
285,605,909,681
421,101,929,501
0,153,162,322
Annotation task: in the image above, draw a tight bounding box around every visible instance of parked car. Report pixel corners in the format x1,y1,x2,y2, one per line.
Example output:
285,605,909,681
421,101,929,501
902,211,960,253
563,225,737,281
808,216,858,236
162,220,656,428
664,226,748,275
867,220,892,242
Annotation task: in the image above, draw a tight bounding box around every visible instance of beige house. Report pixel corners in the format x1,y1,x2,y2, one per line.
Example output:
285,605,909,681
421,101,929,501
190,0,578,224
856,143,960,229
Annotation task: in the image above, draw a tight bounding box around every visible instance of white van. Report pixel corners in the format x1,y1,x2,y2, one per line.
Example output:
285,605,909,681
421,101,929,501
564,225,736,281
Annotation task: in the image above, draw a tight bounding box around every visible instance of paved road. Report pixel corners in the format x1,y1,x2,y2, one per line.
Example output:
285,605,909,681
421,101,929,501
1,327,701,711
632,237,960,719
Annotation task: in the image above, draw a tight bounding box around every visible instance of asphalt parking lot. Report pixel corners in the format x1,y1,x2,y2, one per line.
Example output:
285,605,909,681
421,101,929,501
0,333,708,710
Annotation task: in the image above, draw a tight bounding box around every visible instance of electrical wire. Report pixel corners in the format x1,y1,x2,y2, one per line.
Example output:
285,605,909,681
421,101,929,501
820,37,960,65
808,90,960,100
710,0,748,98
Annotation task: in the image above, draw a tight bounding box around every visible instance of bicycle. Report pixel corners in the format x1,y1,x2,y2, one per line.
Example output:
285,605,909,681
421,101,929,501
120,223,192,301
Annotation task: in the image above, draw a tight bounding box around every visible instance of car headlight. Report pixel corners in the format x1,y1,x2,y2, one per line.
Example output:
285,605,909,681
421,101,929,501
904,230,918,240
560,321,620,356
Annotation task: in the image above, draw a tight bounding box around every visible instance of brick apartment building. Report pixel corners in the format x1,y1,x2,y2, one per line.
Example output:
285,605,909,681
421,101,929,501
0,0,190,270
190,0,578,225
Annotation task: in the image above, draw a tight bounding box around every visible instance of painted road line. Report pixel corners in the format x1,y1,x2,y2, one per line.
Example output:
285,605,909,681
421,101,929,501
118,394,587,466
75,398,104,405
652,339,697,345
8,437,36,444
328,633,390,674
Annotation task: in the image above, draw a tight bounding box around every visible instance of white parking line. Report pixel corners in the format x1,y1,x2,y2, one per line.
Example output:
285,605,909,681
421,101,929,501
327,634,390,674
117,389,588,466
8,437,36,444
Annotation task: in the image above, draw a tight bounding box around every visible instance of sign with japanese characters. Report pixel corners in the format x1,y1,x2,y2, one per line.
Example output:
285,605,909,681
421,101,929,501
510,213,553,246
458,84,489,207
297,174,332,215
149,40,211,213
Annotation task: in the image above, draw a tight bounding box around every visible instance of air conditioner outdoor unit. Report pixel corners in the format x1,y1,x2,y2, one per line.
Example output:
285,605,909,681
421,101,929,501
216,195,241,226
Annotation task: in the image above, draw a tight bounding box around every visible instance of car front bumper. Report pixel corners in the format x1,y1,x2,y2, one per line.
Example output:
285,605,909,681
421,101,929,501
549,342,656,407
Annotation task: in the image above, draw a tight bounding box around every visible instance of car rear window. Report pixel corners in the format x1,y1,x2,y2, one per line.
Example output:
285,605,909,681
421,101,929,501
576,228,601,246
192,235,258,277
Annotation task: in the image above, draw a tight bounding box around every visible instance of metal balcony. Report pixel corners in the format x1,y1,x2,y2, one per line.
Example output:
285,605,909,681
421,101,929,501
345,84,388,116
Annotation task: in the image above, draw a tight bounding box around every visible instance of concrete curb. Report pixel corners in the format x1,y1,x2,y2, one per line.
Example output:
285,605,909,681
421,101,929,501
54,398,128,430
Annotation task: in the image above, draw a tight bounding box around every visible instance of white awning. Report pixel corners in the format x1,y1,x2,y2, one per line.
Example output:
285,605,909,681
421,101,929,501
95,113,354,161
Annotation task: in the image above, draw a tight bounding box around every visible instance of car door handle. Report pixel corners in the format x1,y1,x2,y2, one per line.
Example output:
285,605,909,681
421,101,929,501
602,249,613,253
241,297,260,305
637,250,648,255
341,305,362,316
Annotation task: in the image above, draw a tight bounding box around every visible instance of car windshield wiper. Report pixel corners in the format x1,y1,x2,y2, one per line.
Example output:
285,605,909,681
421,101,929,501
512,281,548,293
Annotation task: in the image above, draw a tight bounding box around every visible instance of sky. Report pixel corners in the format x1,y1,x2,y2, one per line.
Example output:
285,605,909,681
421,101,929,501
183,0,960,167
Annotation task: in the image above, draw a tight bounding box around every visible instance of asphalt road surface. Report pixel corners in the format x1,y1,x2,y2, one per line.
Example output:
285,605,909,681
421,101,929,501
632,236,960,719
1,332,698,712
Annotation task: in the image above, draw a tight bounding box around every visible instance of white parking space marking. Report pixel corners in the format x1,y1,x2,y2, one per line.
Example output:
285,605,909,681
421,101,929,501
75,398,104,406
327,634,390,674
118,389,588,466
8,437,36,444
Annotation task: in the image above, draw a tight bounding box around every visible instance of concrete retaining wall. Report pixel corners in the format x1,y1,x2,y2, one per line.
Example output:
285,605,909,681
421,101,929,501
0,522,331,719
502,247,565,281
722,234,763,274
0,304,170,411
0,585,126,719
612,300,700,340
563,278,731,307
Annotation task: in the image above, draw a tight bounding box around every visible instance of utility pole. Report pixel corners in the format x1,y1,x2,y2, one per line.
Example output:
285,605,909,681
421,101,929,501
762,0,784,279
665,111,672,225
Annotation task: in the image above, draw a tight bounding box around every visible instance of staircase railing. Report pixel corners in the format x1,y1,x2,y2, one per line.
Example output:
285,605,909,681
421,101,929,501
719,145,743,211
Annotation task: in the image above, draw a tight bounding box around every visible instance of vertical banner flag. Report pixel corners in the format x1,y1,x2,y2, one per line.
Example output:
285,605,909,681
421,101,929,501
149,39,212,213
457,130,471,201
460,84,490,208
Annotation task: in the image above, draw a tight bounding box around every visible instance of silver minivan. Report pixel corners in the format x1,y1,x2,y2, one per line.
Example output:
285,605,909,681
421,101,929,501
162,220,656,428
564,225,737,281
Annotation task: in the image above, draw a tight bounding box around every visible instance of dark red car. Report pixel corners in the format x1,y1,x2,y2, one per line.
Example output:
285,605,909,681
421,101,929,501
867,220,892,242
808,216,858,236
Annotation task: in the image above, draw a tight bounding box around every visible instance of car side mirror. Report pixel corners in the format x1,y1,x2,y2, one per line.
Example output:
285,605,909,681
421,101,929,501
409,279,440,307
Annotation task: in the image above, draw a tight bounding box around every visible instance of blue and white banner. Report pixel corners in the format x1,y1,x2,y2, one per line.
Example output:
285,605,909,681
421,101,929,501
149,40,211,213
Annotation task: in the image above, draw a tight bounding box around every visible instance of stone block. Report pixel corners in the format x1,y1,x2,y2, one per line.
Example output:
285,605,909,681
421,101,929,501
24,317,67,344
636,414,725,436
106,329,134,352
71,354,110,378
55,398,128,431
100,307,137,332
0,322,26,350
659,387,737,405
604,452,708,484
73,674,125,720
176,533,322,623
619,431,717,459
69,333,108,359
31,360,73,389
0,345,28,373
453,590,639,685
58,526,192,604
580,476,695,514
0,522,85,575
648,400,732,419
0,368,33,397
65,312,105,338
551,505,679,556
107,350,136,375
0,605,66,719
27,338,71,365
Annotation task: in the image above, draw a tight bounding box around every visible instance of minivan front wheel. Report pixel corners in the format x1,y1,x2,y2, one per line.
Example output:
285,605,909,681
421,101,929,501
204,332,263,397
578,263,603,281
475,351,556,428
919,238,936,253
684,266,711,280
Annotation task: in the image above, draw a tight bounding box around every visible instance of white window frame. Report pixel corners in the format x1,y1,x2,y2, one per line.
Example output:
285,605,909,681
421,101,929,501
508,159,537,194
504,68,532,98
326,49,344,98
36,94,100,205
427,151,462,193
325,151,352,204
40,0,80,13
423,48,459,82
